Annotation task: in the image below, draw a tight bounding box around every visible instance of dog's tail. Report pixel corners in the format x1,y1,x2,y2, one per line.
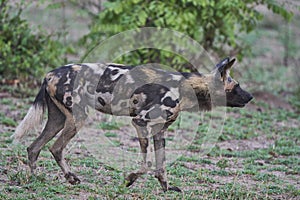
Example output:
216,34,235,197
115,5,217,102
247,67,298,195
12,79,48,143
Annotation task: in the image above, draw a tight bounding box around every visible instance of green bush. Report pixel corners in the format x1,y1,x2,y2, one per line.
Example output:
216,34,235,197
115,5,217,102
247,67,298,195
0,0,68,81
79,0,293,70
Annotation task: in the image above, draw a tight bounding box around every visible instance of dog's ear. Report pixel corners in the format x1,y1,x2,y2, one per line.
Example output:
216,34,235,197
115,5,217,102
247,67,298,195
215,57,236,81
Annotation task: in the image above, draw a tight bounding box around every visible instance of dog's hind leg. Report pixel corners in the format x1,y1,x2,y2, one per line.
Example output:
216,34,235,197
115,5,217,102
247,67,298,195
125,119,150,187
27,96,66,173
49,104,86,185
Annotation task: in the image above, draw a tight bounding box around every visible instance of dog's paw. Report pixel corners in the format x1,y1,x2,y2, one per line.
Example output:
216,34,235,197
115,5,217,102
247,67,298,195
65,172,81,185
168,186,182,192
125,173,139,187
28,163,37,174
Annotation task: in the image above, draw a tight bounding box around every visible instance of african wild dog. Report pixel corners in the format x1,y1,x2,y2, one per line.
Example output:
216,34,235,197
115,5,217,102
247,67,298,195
13,57,252,192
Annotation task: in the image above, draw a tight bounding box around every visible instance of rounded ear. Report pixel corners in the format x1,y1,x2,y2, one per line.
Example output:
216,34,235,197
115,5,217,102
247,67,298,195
216,57,230,70
224,58,236,71
215,57,236,81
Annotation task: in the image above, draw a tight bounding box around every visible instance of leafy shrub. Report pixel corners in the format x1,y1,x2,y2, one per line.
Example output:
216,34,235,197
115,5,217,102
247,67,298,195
0,0,69,82
79,0,293,70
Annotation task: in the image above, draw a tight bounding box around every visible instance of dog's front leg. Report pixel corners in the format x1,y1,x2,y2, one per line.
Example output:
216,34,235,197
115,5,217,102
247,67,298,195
153,125,182,192
125,119,150,187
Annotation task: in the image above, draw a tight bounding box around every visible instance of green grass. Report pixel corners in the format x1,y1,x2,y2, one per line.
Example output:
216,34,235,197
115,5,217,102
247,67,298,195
0,93,299,199
97,121,121,130
104,132,118,138
1,117,17,127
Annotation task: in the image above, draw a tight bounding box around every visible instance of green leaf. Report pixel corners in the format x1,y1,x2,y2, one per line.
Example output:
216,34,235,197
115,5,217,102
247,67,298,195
46,2,62,10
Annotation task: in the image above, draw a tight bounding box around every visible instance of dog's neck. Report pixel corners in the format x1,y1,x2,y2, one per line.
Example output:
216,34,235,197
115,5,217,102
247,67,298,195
179,73,213,112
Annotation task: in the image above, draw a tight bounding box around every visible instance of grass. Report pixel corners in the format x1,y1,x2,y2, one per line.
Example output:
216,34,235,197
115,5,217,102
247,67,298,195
0,95,299,199
97,121,121,130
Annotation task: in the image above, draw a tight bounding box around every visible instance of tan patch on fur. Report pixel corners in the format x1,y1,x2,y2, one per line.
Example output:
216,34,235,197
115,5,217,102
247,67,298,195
179,74,212,111
140,68,162,82
46,72,59,97
184,74,211,92
72,64,82,71
224,82,235,91
107,63,125,67
224,80,237,92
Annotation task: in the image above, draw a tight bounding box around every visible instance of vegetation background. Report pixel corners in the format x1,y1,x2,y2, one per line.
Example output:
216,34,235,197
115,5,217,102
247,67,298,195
0,0,299,199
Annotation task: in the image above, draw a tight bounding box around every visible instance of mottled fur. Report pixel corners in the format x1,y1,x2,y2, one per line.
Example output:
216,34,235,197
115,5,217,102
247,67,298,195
12,58,252,192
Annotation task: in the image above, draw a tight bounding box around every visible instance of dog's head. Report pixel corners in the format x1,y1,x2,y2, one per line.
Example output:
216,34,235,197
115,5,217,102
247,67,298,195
212,57,253,107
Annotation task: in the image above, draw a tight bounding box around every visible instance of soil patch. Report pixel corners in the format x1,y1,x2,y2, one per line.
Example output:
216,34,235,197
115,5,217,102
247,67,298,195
251,91,293,111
